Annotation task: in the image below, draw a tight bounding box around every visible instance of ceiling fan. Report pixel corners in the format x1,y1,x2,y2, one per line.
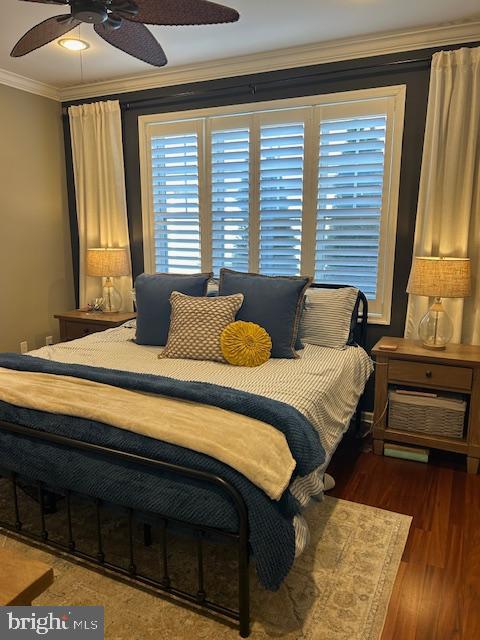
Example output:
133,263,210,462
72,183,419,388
11,0,240,67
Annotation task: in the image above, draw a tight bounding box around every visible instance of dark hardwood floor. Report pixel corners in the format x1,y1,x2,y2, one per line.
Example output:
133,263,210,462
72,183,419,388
328,440,480,640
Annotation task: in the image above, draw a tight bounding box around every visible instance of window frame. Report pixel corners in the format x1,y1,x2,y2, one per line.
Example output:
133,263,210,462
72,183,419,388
139,85,406,324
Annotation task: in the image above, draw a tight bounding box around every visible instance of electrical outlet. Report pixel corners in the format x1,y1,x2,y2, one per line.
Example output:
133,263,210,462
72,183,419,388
20,341,28,354
46,335,53,346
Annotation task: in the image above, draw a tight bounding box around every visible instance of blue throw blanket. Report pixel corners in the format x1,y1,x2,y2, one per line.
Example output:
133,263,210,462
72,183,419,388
0,353,325,590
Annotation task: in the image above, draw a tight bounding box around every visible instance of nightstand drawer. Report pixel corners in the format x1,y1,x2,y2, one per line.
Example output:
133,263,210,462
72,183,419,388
388,360,472,392
56,311,136,343
63,322,104,341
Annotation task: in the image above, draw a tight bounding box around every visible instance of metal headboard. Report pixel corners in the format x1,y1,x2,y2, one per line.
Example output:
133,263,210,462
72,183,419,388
309,283,368,348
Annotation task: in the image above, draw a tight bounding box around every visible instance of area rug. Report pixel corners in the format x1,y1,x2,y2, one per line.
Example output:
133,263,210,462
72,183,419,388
0,495,410,640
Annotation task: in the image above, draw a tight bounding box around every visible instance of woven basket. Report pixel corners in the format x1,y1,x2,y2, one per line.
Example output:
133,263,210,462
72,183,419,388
388,391,466,439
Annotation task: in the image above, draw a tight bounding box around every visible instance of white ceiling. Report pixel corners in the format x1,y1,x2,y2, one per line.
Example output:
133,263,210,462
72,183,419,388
1,0,479,89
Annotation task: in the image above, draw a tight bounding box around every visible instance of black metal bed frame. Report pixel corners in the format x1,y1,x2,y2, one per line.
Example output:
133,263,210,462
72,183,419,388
0,284,368,637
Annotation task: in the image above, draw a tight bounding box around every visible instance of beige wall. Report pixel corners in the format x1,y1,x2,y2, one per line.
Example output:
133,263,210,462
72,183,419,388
0,83,74,352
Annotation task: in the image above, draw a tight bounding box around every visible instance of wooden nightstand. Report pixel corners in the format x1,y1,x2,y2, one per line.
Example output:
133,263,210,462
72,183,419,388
372,337,480,474
55,310,136,342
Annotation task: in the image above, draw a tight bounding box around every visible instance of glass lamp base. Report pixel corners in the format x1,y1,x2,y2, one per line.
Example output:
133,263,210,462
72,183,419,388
418,298,453,350
421,341,448,351
102,278,122,313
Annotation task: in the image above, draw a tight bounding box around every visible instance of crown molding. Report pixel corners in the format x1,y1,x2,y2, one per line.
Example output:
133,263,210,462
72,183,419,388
0,68,59,101
1,18,478,103
59,18,480,102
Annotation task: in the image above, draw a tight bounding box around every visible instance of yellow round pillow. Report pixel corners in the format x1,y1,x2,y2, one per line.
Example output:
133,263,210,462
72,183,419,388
221,321,272,367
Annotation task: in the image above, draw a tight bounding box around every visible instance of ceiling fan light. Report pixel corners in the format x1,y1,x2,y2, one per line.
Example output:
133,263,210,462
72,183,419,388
58,38,90,51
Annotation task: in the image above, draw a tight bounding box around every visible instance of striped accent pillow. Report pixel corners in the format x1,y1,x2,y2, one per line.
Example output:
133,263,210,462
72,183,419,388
299,287,359,349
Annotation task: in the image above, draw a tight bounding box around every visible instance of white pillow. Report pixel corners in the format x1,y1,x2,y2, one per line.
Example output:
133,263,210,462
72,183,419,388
299,287,359,349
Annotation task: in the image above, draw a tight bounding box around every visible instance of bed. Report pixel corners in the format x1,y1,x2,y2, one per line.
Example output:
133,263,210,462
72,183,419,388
0,285,372,637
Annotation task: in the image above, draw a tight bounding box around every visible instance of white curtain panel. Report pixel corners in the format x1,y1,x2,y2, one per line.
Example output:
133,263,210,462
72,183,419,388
405,47,480,344
69,100,133,311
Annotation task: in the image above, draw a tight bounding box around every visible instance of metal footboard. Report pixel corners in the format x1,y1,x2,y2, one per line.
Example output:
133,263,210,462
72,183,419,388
0,419,250,637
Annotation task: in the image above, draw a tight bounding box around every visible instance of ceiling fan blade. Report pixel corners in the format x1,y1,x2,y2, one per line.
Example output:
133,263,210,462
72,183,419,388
11,15,80,57
117,0,240,26
94,20,167,67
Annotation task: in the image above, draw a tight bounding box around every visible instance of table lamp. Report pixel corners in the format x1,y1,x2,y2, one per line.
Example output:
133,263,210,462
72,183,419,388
87,248,130,313
407,256,471,349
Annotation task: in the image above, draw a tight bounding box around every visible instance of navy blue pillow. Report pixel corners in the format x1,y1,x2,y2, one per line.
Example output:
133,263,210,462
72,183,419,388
218,269,312,359
135,273,212,346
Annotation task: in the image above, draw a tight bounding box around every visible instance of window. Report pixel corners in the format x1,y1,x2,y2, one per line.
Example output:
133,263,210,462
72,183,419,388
150,126,201,273
211,125,250,274
259,121,305,276
316,113,387,299
140,87,405,323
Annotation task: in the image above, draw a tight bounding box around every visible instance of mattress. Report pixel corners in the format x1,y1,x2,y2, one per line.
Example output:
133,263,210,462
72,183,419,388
30,323,373,461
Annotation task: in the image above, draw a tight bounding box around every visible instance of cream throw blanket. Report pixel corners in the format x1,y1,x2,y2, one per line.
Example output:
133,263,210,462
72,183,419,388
0,368,296,500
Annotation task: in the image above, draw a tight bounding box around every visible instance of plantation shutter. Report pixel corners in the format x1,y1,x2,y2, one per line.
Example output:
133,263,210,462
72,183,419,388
142,88,404,321
315,114,387,298
259,122,305,276
210,126,250,275
150,129,201,273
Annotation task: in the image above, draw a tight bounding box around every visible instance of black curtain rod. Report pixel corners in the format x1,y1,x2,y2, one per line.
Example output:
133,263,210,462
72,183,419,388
61,53,433,114
118,54,432,112
61,41,480,112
